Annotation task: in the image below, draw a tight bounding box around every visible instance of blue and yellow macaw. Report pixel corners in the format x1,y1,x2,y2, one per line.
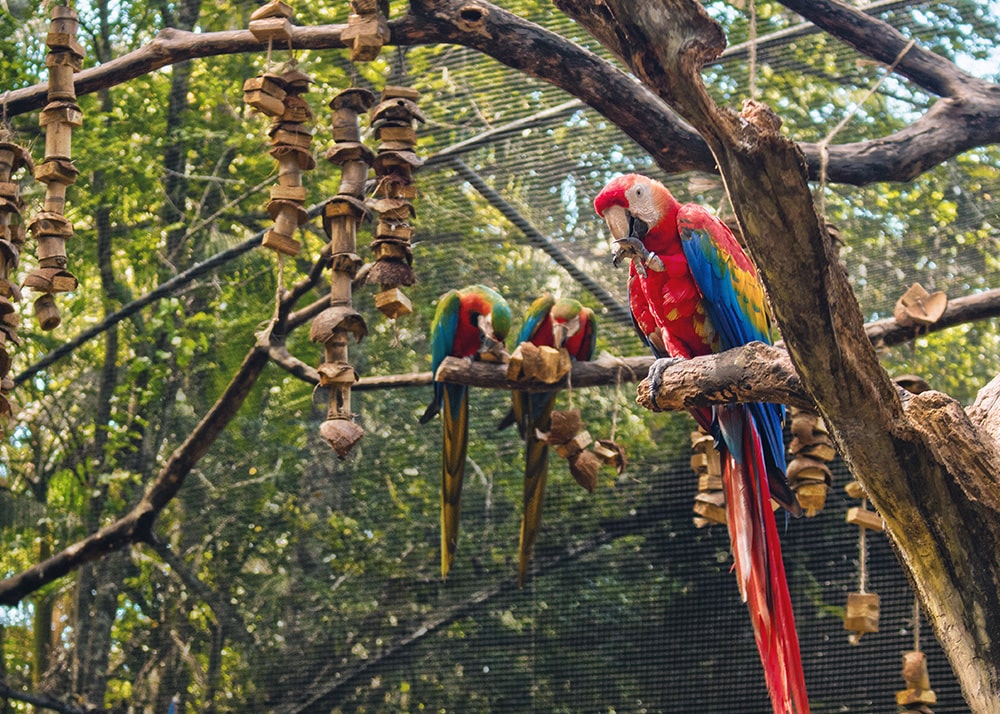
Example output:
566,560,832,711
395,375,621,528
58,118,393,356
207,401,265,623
595,174,808,714
421,285,511,579
501,295,597,585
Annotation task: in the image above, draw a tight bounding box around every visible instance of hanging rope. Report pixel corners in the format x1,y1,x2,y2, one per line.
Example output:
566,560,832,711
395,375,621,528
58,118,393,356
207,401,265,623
857,500,868,593
817,39,916,221
747,0,758,101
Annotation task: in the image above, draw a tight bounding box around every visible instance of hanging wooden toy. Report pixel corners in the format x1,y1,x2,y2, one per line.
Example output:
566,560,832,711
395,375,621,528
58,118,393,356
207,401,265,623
785,406,836,516
843,478,883,643
262,61,314,257
536,408,601,494
311,87,376,457
690,426,726,527
894,282,947,328
590,363,627,476
897,604,936,712
366,85,424,319
341,0,390,62
505,340,571,384
25,5,84,331
0,131,32,426
243,1,295,117
242,1,314,258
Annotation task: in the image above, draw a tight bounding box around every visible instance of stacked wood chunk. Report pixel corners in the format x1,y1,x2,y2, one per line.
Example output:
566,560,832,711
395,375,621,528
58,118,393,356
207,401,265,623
366,86,424,319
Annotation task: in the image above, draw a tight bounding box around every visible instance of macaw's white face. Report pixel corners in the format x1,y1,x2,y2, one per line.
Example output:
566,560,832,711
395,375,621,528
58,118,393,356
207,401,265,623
551,315,581,347
620,177,661,231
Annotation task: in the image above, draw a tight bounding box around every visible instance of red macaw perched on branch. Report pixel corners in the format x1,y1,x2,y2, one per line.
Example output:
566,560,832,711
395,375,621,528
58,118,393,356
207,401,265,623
500,295,597,585
595,174,809,714
421,285,511,580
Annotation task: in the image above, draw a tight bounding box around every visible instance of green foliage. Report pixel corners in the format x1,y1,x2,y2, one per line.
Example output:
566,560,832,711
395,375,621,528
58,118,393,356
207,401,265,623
0,0,995,711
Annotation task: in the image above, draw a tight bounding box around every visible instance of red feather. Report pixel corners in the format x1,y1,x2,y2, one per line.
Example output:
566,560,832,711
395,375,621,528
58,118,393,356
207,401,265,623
722,408,809,714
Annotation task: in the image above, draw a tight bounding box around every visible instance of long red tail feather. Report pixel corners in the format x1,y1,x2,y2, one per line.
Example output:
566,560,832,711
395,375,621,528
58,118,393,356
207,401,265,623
721,408,809,714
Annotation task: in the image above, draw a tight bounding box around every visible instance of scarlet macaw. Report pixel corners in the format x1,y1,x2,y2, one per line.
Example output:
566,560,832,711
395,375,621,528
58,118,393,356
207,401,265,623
595,174,808,714
501,295,597,585
421,285,511,579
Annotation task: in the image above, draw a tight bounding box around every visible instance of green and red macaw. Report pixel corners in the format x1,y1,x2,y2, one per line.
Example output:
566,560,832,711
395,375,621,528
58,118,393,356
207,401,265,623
421,285,511,580
501,294,597,586
595,174,809,714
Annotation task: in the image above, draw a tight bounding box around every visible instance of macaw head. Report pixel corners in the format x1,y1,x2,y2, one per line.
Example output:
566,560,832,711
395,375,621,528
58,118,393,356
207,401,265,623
468,285,511,363
594,173,680,275
549,297,583,348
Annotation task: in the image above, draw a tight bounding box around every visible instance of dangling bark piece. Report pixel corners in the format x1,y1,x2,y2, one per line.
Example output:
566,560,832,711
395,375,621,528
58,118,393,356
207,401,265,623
505,341,572,384
249,0,294,43
536,408,599,493
341,0,390,61
844,591,880,641
593,438,627,475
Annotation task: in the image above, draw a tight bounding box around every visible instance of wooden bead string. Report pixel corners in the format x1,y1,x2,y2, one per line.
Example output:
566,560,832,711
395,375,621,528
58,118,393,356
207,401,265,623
366,85,424,319
311,88,376,458
243,0,314,260
25,4,84,331
785,407,835,516
843,478,882,644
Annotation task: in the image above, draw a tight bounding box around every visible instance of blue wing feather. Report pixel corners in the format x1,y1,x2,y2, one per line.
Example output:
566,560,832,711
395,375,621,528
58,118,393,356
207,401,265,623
421,290,462,424
678,210,788,477
518,294,555,344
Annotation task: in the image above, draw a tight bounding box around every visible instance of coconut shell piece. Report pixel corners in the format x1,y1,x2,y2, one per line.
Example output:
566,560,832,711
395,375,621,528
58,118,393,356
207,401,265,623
320,417,365,459
330,88,377,113
366,260,415,289
324,141,375,166
894,282,947,327
309,306,368,344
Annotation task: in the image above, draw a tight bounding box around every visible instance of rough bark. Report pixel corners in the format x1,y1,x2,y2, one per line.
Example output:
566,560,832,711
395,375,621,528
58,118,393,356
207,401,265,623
555,0,1000,709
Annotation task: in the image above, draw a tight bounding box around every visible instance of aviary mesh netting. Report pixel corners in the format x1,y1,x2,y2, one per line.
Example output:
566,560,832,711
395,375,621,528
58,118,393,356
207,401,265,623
0,0,998,711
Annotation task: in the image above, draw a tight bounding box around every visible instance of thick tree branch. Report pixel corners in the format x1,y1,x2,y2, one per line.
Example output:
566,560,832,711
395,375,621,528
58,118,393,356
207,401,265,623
0,680,92,714
0,344,271,606
6,3,998,185
632,343,811,411
777,0,991,97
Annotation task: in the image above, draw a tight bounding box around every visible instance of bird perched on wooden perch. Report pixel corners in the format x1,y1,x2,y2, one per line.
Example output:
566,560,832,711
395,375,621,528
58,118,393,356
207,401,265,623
595,173,809,714
500,295,597,586
421,285,511,579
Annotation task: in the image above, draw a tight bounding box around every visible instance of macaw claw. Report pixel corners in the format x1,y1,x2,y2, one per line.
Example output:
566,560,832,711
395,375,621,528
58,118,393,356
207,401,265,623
647,356,684,410
611,236,665,276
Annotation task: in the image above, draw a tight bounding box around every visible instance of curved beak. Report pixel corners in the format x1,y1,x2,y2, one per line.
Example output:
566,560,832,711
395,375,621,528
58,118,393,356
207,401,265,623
602,204,663,275
477,314,508,363
602,204,630,242
552,316,579,348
